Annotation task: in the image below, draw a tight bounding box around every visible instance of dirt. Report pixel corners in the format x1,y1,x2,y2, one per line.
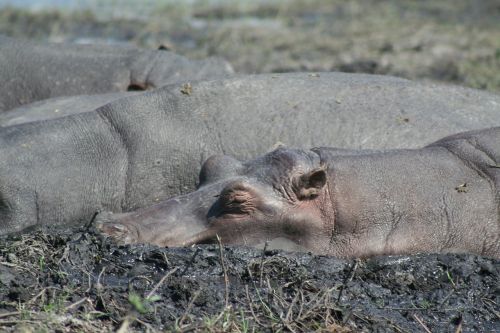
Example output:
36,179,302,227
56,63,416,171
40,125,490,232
0,1,500,331
0,225,498,332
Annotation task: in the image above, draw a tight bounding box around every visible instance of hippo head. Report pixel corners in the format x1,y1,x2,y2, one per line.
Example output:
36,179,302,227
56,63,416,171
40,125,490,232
96,148,335,253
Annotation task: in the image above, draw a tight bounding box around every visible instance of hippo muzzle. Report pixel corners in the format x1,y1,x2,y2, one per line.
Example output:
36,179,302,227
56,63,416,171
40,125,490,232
95,183,225,247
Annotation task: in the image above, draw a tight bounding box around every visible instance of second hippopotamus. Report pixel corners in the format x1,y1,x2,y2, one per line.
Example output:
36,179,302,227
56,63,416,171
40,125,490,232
97,127,500,258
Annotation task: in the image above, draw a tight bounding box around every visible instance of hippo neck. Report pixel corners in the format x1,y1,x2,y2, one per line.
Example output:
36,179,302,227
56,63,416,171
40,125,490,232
313,147,498,256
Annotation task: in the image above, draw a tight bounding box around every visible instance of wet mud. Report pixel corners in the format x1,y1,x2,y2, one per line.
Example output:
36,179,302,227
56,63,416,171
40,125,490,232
0,226,498,332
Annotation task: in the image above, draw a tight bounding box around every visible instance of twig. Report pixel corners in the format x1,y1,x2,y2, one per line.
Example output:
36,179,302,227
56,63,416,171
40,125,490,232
84,268,92,293
216,234,230,308
27,287,47,305
0,312,20,319
179,289,201,327
0,320,39,326
323,288,331,325
259,241,268,287
65,297,90,311
0,261,27,271
298,289,304,320
341,309,353,325
181,247,201,275
481,298,500,319
96,266,106,291
384,306,431,311
352,313,371,324
116,315,132,333
245,285,263,326
413,314,432,333
146,267,178,299
135,317,155,331
56,244,70,265
348,259,360,282
336,259,359,303
285,290,300,323
162,251,170,265
454,315,463,333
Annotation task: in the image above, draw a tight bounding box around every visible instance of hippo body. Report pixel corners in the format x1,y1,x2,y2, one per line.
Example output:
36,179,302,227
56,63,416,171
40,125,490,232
0,36,233,112
0,92,136,127
2,73,500,234
98,127,500,258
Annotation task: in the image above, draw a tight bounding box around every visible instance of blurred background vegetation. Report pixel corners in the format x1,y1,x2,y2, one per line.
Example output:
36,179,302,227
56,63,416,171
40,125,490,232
1,0,499,91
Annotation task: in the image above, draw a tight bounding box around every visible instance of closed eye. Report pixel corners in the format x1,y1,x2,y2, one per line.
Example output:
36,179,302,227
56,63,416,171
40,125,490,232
219,190,254,215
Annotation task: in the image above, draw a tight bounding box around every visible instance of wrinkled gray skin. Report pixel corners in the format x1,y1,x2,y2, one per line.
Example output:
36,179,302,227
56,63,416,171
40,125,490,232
0,36,233,112
98,127,500,258
0,92,135,126
2,73,500,235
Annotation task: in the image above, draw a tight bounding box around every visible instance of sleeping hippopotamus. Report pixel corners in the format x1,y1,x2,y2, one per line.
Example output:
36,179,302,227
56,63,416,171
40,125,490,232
2,73,500,235
0,92,135,127
0,36,233,112
97,127,500,258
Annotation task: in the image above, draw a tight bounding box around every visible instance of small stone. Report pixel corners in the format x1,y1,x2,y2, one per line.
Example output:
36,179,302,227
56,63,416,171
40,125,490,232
181,83,192,95
0,267,15,286
455,183,468,193
7,253,17,263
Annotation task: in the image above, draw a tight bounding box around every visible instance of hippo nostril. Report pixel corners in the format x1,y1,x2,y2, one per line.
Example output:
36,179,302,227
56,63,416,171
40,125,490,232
127,83,147,91
195,236,217,245
93,211,138,244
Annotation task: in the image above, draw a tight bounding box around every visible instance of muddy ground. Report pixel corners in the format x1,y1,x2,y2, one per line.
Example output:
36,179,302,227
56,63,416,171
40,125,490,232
0,0,499,332
0,226,499,332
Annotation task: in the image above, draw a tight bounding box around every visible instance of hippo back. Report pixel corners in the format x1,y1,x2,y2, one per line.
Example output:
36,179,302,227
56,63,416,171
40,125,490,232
0,36,233,112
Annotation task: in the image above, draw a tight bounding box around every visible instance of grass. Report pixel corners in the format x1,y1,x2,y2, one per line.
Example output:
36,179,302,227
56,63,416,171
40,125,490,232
173,285,352,332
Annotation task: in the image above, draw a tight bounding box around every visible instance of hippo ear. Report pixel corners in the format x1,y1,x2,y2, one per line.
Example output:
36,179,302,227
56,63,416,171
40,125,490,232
199,155,242,186
293,167,327,200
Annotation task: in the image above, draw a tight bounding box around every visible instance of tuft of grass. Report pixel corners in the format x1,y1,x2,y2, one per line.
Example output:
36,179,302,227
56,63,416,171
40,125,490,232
128,292,161,314
174,283,352,332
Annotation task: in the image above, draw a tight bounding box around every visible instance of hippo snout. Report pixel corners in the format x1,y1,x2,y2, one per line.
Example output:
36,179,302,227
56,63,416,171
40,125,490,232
93,190,219,248
94,211,140,245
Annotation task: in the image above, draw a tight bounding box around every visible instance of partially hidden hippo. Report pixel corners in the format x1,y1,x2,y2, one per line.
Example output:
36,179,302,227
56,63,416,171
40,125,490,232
97,127,500,258
0,36,233,112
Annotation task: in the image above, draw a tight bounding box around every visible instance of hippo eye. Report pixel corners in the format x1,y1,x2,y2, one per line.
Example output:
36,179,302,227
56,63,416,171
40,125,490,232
219,189,254,215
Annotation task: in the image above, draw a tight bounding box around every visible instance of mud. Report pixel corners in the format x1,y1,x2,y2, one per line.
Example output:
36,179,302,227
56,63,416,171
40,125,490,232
0,225,498,332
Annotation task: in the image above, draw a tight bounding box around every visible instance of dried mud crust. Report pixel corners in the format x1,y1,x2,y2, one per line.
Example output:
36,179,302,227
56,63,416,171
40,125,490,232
0,226,498,332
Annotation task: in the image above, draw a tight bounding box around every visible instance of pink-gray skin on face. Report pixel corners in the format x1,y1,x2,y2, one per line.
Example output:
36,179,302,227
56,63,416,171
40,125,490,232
97,127,500,258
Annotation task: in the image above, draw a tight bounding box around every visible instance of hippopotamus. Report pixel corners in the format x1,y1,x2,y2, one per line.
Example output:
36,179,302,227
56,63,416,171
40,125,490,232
0,36,233,112
97,127,500,258
1,73,500,235
0,92,135,127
